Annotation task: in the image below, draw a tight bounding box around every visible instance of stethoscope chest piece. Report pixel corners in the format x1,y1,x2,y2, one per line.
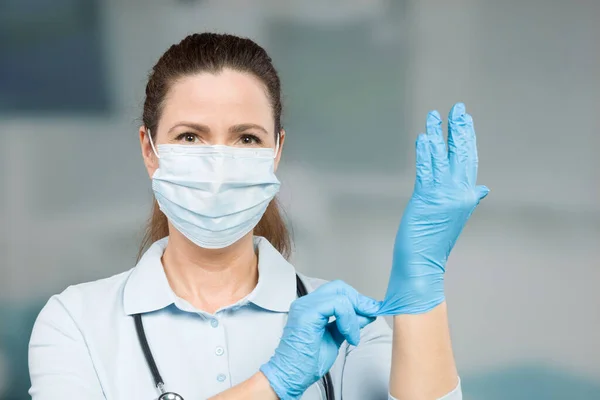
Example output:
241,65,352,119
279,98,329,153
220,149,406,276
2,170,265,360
159,392,184,400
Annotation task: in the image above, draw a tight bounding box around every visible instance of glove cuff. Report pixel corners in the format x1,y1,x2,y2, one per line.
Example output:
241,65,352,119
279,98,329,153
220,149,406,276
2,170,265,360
260,361,302,400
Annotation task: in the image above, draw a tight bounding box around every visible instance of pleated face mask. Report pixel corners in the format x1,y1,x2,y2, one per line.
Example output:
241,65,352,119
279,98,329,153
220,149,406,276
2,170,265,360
147,131,281,249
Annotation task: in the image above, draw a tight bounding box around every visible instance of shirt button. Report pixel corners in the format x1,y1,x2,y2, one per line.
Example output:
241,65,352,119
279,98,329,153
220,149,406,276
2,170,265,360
210,318,218,328
215,347,224,356
217,373,227,382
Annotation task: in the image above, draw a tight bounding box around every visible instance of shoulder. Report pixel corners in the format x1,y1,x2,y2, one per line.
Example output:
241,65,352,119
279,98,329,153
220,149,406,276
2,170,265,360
56,270,132,311
33,270,134,332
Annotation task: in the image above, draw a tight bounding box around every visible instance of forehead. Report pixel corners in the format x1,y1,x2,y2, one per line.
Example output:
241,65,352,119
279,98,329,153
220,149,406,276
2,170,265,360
160,69,274,131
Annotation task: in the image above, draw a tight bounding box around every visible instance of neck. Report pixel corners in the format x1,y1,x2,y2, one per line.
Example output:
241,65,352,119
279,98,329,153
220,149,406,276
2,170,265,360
162,227,258,314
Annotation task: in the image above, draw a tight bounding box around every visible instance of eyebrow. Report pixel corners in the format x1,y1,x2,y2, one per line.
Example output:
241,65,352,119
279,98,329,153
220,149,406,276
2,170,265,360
168,122,210,134
168,122,269,136
229,123,269,136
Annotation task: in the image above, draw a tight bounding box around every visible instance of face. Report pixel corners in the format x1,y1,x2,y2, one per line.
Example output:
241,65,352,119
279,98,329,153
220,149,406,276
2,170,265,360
139,68,285,177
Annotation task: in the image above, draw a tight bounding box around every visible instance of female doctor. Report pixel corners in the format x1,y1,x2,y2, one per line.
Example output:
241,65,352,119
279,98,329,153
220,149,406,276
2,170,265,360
28,33,488,400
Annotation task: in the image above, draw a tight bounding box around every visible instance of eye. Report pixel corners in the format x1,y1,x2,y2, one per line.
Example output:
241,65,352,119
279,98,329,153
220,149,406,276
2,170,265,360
239,134,262,146
175,132,200,143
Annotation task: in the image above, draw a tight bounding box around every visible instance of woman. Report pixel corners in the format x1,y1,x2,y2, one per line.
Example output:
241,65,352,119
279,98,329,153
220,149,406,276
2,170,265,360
28,33,487,399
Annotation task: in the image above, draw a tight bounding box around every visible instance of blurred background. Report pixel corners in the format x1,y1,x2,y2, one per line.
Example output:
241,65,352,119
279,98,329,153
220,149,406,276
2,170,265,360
1,0,599,398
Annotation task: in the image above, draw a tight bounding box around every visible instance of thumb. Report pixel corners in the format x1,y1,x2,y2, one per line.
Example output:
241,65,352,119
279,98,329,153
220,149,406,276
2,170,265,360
476,185,490,200
355,295,383,317
316,280,383,317
327,316,375,348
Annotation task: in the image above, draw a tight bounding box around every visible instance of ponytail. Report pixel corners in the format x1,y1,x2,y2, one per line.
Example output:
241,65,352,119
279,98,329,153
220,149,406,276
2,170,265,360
253,197,291,259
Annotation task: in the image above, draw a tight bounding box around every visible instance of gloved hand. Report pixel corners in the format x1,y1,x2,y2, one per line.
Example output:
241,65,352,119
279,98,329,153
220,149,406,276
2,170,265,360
260,280,381,400
377,103,489,315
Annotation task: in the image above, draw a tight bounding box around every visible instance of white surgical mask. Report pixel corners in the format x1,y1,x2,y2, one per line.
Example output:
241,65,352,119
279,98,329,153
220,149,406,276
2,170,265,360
147,130,281,249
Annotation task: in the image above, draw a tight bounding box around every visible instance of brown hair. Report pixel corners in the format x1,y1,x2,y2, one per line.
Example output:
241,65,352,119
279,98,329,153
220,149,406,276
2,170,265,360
138,33,290,260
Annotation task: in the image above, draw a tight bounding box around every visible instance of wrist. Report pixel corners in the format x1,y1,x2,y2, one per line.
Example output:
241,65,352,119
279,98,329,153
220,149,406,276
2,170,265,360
252,371,280,400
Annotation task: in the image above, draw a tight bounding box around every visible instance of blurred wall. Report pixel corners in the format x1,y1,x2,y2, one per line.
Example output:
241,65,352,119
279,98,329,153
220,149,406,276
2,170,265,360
1,1,599,398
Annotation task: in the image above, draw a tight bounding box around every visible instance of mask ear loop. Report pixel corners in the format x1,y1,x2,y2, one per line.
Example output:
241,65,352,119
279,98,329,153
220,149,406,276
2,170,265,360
147,129,160,159
273,132,280,159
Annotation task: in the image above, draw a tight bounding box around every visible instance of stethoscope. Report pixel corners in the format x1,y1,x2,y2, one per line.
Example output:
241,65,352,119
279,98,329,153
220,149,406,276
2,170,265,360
134,275,334,400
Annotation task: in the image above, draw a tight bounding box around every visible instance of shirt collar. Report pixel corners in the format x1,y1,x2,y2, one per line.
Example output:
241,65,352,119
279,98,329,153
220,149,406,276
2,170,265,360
122,236,297,315
247,236,297,312
123,237,175,315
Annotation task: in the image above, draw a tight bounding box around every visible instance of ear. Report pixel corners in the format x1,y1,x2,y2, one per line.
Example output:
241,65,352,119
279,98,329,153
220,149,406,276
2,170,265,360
139,126,158,178
274,129,285,171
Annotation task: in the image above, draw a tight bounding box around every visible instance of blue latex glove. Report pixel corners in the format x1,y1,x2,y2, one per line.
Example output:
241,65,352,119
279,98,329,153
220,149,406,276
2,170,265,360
377,103,489,315
260,280,381,400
